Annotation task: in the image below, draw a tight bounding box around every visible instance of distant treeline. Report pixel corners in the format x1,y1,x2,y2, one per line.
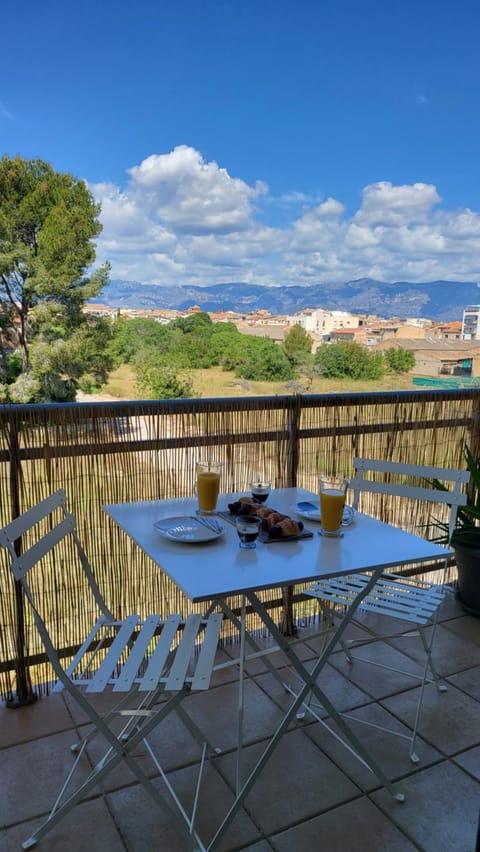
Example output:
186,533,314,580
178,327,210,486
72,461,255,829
92,312,414,399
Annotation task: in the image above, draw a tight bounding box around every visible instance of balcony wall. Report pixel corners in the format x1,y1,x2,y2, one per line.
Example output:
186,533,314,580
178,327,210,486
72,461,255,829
1,389,479,702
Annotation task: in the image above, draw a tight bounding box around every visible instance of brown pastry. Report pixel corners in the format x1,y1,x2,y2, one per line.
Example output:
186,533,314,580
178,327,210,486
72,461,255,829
261,511,286,529
268,517,304,539
228,497,258,515
254,507,276,519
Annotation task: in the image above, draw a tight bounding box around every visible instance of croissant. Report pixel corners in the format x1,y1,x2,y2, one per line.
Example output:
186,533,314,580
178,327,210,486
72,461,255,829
254,507,276,519
261,511,286,529
268,518,304,539
228,497,258,515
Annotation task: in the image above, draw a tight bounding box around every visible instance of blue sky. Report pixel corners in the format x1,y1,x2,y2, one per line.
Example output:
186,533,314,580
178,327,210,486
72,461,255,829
2,0,480,288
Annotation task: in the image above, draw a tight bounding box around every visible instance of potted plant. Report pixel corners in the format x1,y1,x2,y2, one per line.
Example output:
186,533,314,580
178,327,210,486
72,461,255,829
434,445,480,617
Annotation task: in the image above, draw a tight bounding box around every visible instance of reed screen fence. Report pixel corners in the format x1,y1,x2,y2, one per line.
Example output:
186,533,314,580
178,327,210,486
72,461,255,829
1,388,478,703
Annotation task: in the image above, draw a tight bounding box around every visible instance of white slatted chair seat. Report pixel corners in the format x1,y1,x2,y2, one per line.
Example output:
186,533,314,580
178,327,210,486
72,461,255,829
56,612,223,696
307,573,445,625
301,457,469,764
0,490,225,851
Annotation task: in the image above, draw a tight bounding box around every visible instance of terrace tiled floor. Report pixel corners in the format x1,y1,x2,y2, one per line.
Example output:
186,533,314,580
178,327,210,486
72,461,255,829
1,596,480,852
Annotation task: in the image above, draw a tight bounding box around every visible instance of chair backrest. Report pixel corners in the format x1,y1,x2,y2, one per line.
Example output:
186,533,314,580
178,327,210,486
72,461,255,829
351,458,470,543
0,489,114,636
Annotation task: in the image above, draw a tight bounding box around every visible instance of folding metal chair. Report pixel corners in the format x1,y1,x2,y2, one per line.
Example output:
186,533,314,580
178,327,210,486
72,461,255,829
1,489,224,851
303,458,469,763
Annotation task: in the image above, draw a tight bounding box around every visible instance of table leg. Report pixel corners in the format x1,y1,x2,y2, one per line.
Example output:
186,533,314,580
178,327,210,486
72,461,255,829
206,572,404,851
246,583,406,800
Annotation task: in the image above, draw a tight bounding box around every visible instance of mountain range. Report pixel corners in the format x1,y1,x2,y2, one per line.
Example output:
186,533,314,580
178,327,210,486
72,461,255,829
94,278,480,322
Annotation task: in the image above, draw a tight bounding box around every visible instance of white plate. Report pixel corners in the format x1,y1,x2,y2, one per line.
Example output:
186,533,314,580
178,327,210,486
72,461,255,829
292,501,355,526
153,516,225,543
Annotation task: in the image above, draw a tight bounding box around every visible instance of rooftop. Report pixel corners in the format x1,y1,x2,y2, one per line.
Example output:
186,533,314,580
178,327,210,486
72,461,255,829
2,595,480,851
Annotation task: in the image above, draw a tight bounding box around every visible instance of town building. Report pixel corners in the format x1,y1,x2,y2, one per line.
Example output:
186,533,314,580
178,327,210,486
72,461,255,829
462,305,480,340
433,321,463,341
286,309,362,335
375,337,480,378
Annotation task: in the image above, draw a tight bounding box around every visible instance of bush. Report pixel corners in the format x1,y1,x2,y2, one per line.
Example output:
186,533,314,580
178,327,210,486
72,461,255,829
314,342,384,380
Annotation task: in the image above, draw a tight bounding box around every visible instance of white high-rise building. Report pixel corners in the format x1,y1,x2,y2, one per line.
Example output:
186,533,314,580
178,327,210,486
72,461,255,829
462,306,480,340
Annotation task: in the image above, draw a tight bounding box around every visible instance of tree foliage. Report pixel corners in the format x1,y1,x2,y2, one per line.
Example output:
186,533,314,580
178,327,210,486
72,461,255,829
313,342,385,380
283,324,312,368
109,312,295,395
0,155,110,401
383,347,416,374
134,350,193,399
108,317,172,364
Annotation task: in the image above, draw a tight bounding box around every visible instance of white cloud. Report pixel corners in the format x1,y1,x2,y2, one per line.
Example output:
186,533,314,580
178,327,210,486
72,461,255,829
126,145,266,234
91,146,480,287
354,181,441,226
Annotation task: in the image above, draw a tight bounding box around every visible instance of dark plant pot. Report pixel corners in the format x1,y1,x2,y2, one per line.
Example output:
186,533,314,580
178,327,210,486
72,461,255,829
453,539,480,617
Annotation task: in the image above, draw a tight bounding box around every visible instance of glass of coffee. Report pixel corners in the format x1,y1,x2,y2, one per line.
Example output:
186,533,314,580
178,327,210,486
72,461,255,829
235,515,262,549
250,479,271,504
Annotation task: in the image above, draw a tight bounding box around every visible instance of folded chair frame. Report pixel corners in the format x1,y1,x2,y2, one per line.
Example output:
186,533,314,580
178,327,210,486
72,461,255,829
1,490,226,852
303,458,469,763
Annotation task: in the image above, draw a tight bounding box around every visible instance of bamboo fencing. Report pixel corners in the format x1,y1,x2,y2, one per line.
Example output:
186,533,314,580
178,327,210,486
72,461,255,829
0,388,479,703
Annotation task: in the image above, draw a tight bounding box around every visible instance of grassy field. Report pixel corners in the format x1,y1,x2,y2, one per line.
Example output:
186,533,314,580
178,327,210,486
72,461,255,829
99,363,414,400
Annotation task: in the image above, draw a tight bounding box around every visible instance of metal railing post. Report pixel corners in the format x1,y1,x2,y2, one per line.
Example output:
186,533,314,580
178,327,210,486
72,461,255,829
6,410,37,708
280,395,303,635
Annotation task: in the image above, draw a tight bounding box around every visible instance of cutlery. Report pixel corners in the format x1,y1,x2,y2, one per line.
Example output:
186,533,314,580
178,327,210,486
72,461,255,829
193,516,223,534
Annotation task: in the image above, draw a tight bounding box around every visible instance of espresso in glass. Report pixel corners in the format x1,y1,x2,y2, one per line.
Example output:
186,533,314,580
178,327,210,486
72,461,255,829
235,515,262,549
250,480,271,504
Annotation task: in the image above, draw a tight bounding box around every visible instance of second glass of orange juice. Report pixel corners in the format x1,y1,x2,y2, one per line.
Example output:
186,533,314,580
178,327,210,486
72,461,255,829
319,475,348,537
196,461,221,514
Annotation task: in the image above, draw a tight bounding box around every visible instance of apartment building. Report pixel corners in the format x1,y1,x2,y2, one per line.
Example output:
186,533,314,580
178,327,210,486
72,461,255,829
286,309,361,335
462,305,480,340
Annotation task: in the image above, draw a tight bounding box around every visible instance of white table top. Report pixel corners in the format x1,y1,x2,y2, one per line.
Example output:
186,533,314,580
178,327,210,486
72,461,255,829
104,488,452,604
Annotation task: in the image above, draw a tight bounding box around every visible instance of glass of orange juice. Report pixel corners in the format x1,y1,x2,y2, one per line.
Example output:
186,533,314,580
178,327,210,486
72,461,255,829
196,461,221,514
319,475,348,537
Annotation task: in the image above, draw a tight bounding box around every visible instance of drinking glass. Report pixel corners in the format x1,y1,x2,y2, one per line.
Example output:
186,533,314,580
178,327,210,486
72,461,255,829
235,515,262,549
250,478,271,504
319,475,348,537
196,461,221,515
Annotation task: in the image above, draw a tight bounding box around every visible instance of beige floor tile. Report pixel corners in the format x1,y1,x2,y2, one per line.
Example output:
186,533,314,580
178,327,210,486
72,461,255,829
372,760,480,852
107,761,260,852
81,702,220,793
0,692,73,748
1,729,93,826
328,640,425,699
270,796,418,852
442,614,480,647
254,660,370,717
382,681,480,754
435,593,466,621
183,678,285,753
452,745,480,781
215,727,360,837
210,646,248,687
223,631,313,678
447,664,480,701
302,621,375,656
2,599,480,852
63,688,132,727
388,623,480,676
339,609,423,639
306,701,441,792
0,796,125,852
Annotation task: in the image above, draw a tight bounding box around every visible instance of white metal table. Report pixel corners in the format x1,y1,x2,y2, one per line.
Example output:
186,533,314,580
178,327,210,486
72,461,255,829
104,487,451,849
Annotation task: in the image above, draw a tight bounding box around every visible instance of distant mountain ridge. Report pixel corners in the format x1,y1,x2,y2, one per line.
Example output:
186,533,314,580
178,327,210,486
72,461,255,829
94,278,480,322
